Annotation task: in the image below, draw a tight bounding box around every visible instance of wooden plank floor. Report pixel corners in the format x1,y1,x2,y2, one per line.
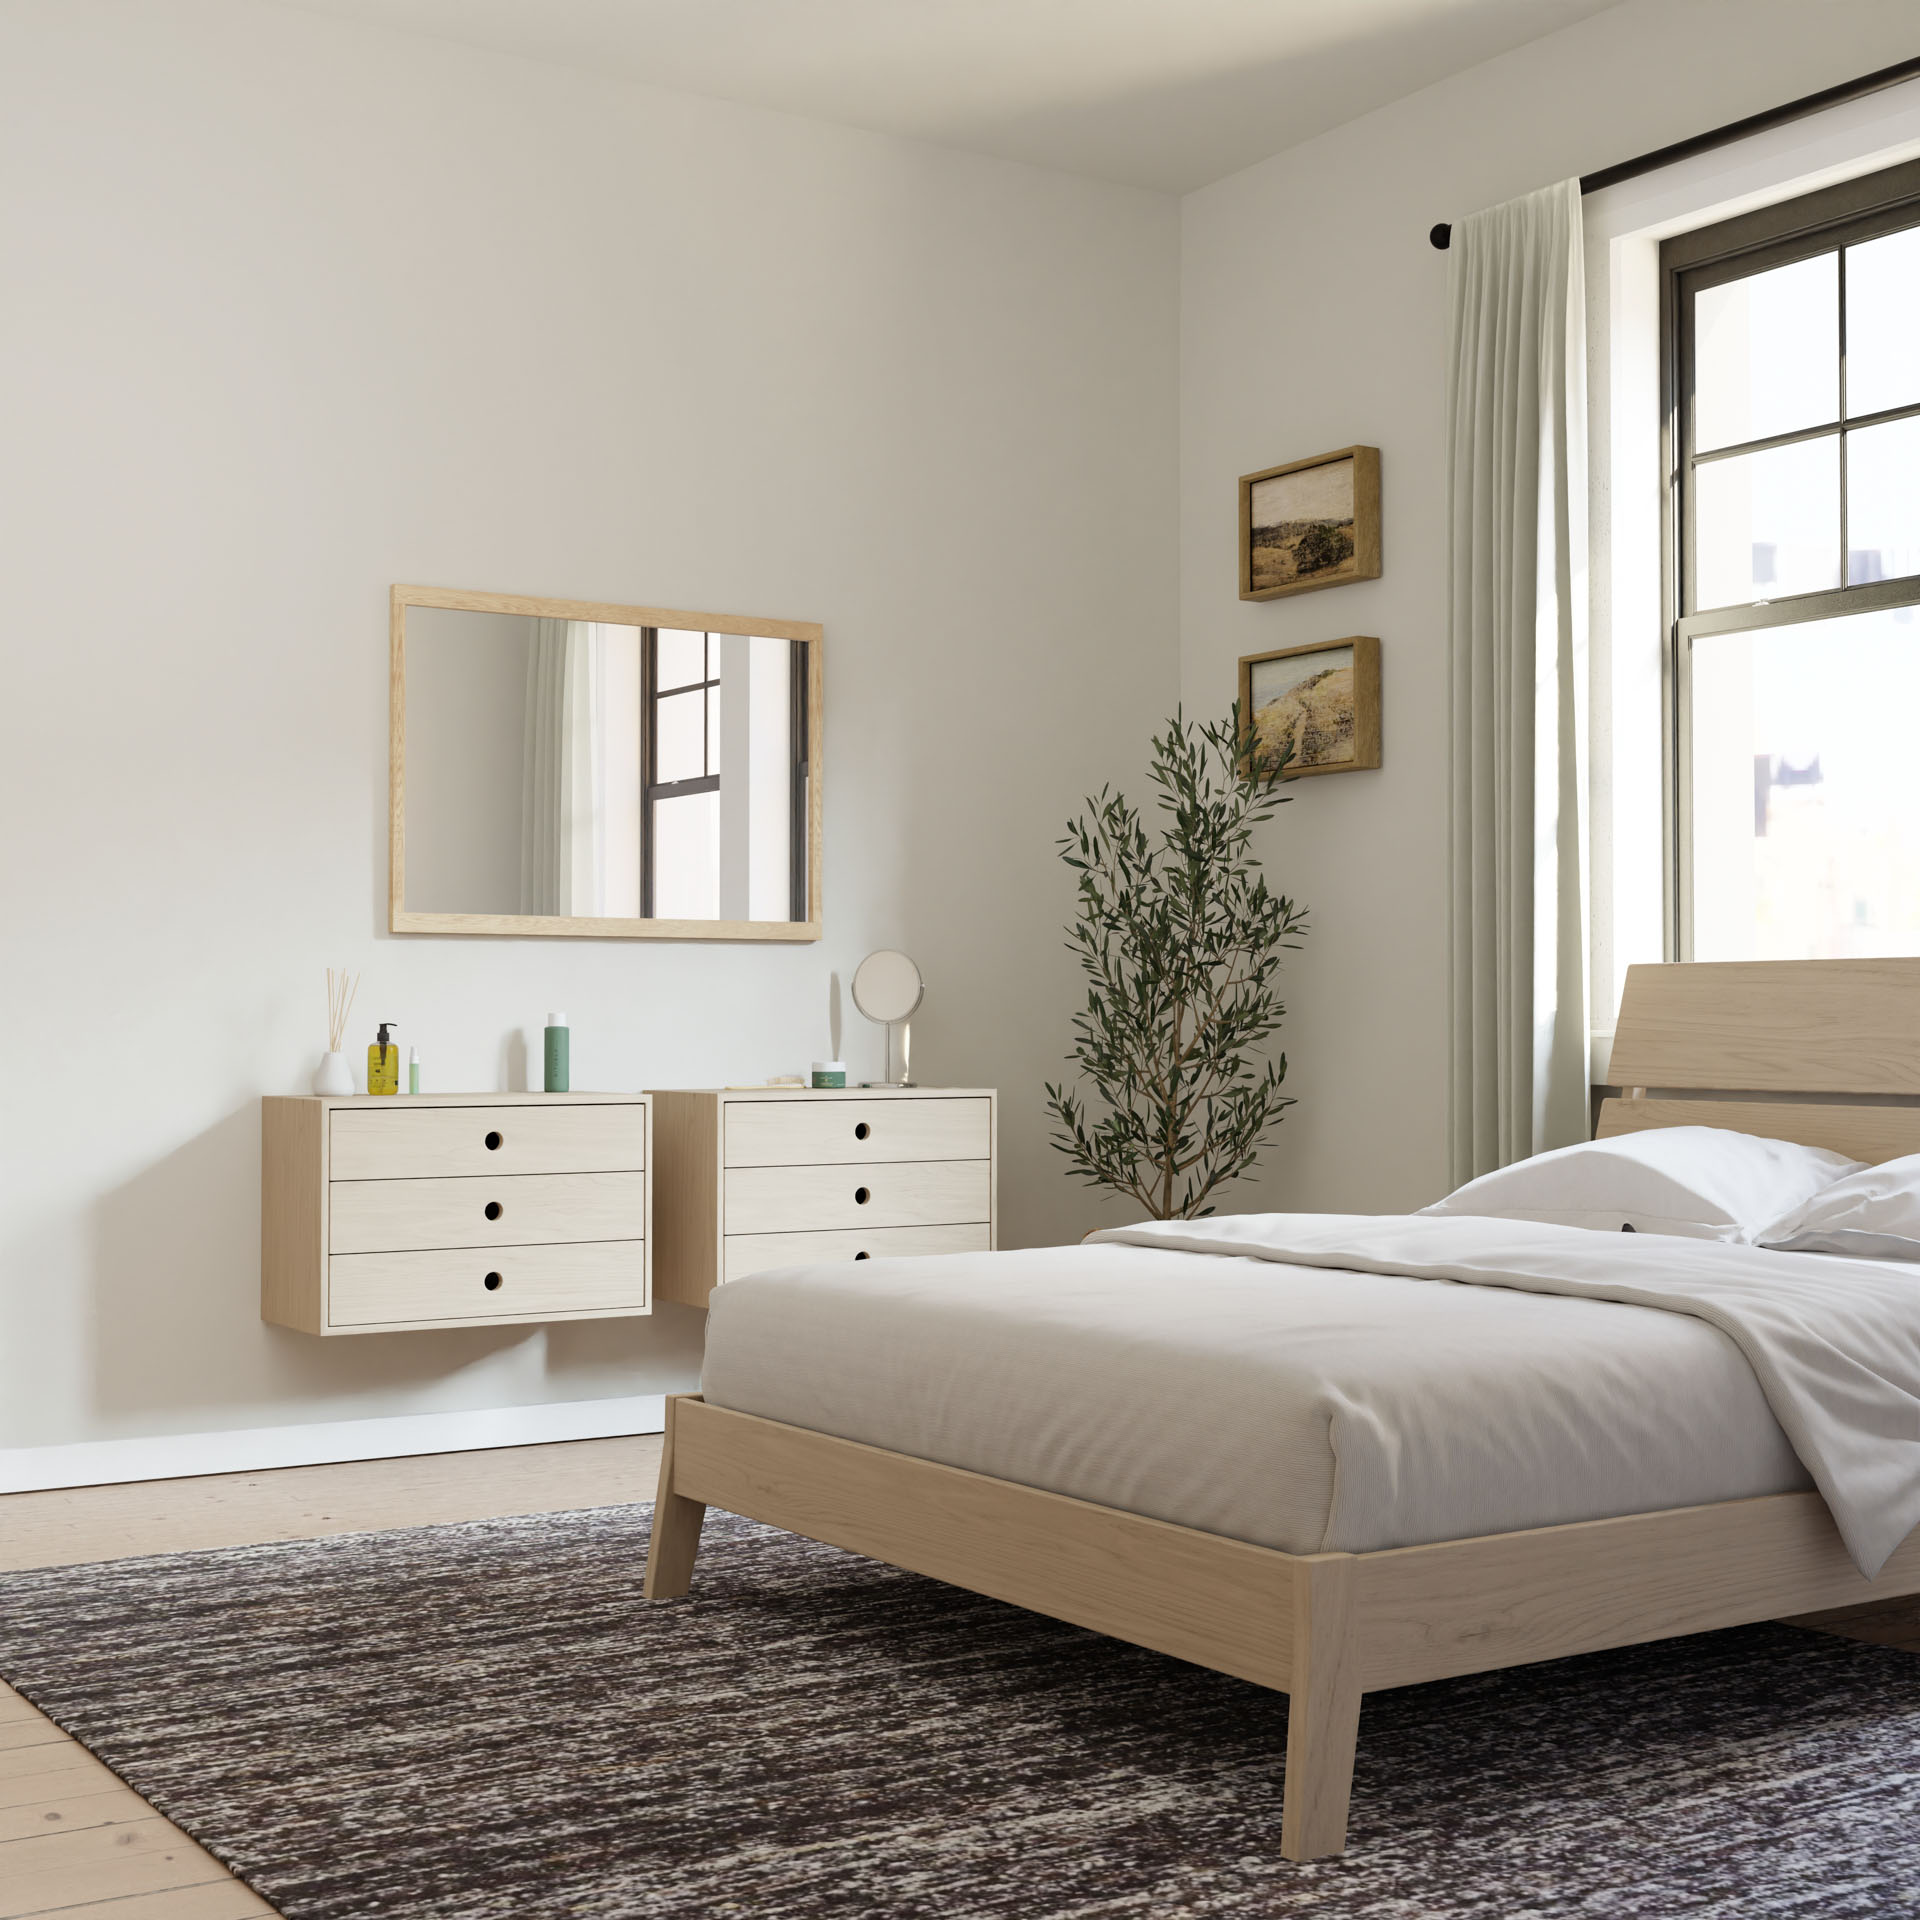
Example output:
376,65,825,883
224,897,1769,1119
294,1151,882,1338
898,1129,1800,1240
0,1433,1914,1916
0,1435,662,1919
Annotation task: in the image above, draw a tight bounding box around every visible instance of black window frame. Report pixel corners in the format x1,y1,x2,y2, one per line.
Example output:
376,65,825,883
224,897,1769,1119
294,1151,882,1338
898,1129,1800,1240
1661,156,1920,958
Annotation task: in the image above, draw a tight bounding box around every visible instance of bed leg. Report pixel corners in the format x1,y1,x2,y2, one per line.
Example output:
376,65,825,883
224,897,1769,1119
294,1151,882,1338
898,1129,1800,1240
1281,1556,1361,1862
642,1394,707,1601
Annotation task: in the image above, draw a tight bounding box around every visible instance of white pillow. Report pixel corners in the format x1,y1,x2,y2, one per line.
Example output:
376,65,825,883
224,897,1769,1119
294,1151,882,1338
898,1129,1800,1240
1757,1152,1920,1261
1418,1126,1863,1242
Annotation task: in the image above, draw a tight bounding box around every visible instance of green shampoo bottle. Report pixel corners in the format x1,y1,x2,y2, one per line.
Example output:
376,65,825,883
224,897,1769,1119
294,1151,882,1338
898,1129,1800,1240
544,1012,569,1093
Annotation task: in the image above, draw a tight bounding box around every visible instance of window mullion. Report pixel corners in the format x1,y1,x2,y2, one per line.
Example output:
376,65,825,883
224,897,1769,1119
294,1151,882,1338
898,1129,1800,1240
1838,244,1850,584
1679,574,1920,640
1691,417,1841,464
1694,394,1920,465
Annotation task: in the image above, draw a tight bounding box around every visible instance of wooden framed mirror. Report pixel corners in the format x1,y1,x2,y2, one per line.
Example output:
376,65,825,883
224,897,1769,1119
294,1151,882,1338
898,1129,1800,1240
390,585,822,941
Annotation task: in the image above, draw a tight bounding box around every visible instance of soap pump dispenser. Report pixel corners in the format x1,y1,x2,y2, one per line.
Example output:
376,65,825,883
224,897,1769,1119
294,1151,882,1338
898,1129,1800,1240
367,1021,401,1096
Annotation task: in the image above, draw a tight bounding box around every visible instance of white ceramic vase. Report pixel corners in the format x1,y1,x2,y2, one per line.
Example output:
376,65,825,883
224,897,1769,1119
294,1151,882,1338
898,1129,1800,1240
313,1050,356,1096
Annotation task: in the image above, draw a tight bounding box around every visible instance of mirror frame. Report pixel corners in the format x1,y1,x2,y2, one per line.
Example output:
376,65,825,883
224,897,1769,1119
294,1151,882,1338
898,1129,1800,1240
389,584,823,941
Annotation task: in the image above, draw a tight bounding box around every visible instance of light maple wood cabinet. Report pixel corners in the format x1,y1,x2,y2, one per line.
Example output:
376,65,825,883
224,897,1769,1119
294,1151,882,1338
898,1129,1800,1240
649,1087,996,1307
262,1093,651,1334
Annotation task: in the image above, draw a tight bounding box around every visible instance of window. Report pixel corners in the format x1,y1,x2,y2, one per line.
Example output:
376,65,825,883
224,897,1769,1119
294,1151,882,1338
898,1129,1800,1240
1666,159,1920,961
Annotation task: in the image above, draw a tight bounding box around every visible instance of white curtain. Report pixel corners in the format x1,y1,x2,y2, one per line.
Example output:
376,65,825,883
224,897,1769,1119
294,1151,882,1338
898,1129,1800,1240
1446,178,1590,1185
519,619,605,916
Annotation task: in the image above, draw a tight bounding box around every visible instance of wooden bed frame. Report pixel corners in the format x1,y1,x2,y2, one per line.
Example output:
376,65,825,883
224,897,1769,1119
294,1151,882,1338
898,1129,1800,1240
642,958,1920,1860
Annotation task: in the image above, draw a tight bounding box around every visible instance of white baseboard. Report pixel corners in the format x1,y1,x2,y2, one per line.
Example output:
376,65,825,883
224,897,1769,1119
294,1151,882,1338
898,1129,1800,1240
0,1394,667,1495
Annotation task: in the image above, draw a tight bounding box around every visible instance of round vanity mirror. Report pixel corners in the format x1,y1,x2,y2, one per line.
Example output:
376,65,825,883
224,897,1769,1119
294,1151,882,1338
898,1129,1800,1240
851,949,924,1024
851,949,924,1087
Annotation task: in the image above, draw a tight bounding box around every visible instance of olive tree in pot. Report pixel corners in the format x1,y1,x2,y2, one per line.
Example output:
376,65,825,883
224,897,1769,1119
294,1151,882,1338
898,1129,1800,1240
1045,707,1308,1220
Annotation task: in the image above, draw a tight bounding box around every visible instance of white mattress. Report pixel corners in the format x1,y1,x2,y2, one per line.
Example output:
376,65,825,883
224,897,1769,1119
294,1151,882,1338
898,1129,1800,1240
700,1239,1813,1556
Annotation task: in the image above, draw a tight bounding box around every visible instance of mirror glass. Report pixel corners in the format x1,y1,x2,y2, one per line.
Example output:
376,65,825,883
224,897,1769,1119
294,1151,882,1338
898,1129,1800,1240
399,602,814,930
852,949,924,1023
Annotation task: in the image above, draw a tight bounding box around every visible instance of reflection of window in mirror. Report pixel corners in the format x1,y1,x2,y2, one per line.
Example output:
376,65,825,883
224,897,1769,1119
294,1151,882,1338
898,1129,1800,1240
395,590,818,938
644,630,807,922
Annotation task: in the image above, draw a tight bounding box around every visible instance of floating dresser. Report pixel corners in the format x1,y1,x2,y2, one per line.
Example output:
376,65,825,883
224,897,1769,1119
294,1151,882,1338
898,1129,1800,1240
261,1093,651,1334
649,1087,996,1308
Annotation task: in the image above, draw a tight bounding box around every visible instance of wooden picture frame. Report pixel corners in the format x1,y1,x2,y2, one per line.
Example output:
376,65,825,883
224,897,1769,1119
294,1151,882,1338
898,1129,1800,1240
389,584,824,943
1239,445,1381,601
1238,636,1381,780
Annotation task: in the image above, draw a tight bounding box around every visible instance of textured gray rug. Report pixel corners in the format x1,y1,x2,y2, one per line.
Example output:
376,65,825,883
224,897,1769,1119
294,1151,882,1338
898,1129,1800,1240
0,1506,1916,1919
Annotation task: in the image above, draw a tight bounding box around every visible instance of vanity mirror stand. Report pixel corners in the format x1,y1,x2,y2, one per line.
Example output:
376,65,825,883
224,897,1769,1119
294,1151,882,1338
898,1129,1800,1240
852,949,926,1089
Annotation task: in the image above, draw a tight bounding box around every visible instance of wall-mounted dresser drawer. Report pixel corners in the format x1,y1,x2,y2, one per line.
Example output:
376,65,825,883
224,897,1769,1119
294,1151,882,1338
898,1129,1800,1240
724,1159,989,1235
724,1097,991,1168
723,1222,992,1284
329,1240,648,1330
330,1104,646,1181
262,1094,652,1336
329,1171,648,1255
651,1087,996,1308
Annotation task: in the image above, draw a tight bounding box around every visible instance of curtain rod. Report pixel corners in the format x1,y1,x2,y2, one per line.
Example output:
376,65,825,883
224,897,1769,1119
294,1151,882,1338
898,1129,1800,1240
1428,52,1920,250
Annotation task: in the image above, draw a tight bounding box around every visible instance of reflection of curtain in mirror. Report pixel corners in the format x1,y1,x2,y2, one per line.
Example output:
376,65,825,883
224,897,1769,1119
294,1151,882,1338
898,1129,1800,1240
519,620,605,915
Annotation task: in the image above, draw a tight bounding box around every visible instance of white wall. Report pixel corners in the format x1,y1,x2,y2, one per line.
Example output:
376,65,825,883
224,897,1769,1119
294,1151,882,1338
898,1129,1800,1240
0,0,1177,1459
1179,0,1920,1216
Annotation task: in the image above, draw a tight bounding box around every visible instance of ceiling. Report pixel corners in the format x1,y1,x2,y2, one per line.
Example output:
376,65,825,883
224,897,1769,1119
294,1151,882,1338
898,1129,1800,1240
286,0,1622,193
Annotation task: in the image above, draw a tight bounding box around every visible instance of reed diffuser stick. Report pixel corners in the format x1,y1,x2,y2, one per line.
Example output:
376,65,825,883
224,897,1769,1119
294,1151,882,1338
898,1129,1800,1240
326,968,359,1052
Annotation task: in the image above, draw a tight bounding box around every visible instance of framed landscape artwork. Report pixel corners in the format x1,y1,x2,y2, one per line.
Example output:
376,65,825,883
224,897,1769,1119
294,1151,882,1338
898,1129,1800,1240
1239,445,1381,601
1239,636,1381,780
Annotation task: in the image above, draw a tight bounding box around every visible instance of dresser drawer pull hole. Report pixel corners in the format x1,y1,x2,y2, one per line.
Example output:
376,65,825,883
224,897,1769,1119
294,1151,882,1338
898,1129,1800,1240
855,1250,870,1260
484,1201,503,1221
854,1122,870,1140
484,1131,503,1151
484,1271,503,1291
854,1186,871,1205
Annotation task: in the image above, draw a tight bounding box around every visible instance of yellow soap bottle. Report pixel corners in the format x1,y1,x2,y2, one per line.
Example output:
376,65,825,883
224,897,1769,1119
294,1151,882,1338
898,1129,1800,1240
367,1021,400,1096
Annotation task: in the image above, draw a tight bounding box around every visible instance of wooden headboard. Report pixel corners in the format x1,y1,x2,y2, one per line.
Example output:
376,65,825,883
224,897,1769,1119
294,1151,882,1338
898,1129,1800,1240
1596,958,1920,1164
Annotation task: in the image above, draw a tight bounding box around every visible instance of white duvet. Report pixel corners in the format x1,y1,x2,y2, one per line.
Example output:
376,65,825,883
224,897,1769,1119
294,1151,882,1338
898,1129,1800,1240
1097,1213,1920,1576
701,1213,1920,1577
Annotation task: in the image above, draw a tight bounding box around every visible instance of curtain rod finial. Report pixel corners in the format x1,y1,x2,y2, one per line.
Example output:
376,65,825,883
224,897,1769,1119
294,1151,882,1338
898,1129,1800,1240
1430,222,1452,251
